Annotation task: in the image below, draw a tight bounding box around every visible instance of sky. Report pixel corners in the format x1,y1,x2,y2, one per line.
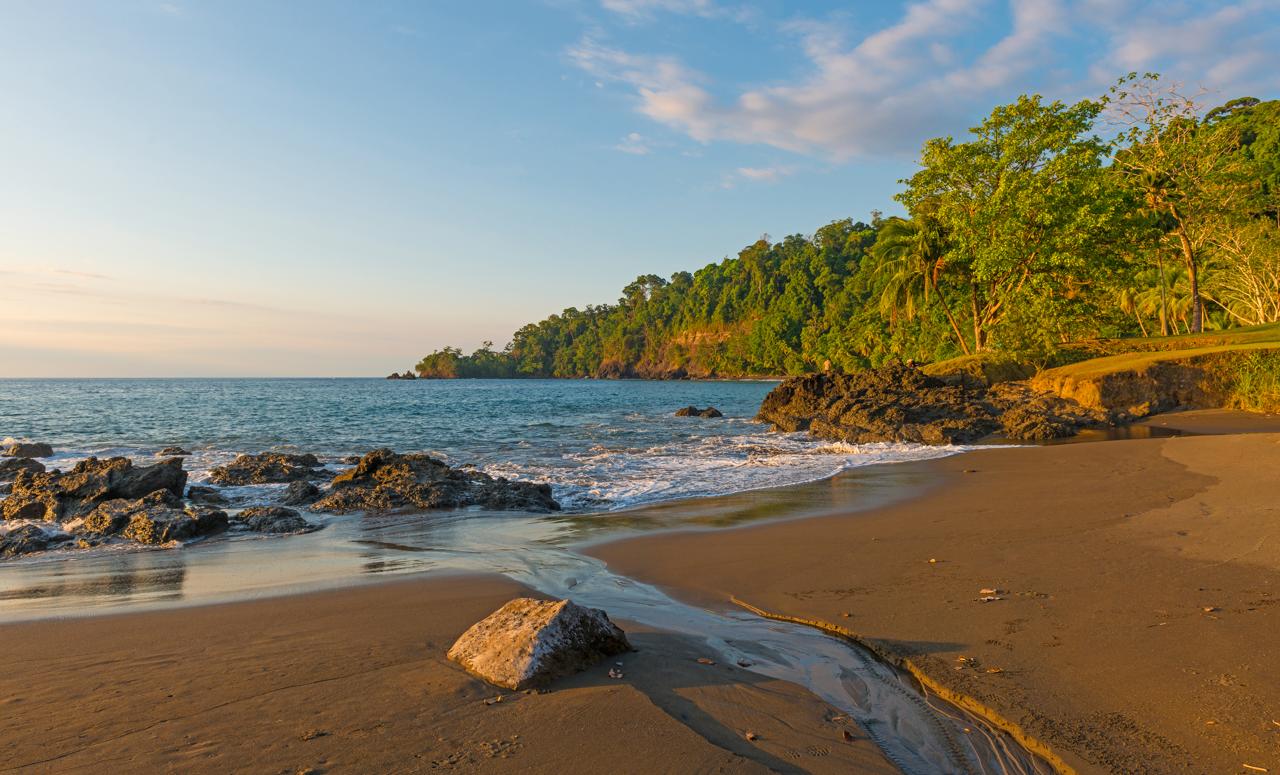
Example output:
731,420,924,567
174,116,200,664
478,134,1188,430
2,0,1278,377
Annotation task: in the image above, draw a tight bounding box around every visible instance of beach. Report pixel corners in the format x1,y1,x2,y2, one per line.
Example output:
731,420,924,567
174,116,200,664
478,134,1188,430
1,411,1278,773
593,415,1280,773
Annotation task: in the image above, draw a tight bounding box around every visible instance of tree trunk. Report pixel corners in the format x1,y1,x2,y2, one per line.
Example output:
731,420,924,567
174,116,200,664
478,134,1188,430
1171,212,1202,333
970,285,984,352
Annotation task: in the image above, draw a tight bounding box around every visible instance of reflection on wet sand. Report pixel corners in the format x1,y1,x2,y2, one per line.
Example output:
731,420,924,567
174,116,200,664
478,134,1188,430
0,462,935,622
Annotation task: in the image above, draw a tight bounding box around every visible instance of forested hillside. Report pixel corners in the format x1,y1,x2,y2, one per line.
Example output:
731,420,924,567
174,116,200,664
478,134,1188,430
414,75,1280,379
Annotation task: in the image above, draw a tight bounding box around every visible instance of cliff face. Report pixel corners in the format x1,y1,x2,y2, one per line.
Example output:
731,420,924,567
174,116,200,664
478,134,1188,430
1031,345,1280,417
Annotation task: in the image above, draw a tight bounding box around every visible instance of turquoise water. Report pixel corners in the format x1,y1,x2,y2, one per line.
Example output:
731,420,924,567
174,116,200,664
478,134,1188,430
0,378,953,510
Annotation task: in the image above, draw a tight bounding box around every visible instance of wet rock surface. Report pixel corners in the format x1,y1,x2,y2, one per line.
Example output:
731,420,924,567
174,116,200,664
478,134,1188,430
2,442,53,458
757,363,1105,445
280,480,321,506
312,448,559,514
186,485,230,506
674,406,723,418
0,457,45,486
1,457,188,522
236,506,315,534
0,523,70,557
157,446,191,457
81,490,228,544
208,453,327,485
448,598,631,690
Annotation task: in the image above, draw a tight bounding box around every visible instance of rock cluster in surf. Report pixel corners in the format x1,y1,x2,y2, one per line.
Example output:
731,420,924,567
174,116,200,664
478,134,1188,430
674,405,723,418
757,363,1105,444
209,452,329,485
448,598,631,690
312,448,560,514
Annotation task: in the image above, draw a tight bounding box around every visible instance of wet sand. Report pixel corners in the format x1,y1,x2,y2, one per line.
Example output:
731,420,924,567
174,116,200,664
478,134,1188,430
0,573,896,774
592,422,1280,774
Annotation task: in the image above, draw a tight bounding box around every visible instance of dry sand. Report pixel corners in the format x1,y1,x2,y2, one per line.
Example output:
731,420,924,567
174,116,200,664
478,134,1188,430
0,573,896,774
592,425,1280,774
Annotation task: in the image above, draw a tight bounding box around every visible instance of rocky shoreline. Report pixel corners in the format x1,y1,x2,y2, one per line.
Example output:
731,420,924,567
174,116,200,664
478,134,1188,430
0,447,561,561
756,362,1112,444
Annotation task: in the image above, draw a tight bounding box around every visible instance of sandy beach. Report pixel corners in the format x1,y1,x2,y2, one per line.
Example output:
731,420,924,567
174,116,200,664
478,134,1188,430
592,417,1280,773
0,573,897,774
2,412,1278,773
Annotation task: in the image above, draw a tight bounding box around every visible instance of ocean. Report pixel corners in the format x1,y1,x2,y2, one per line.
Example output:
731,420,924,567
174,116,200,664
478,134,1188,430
0,377,956,511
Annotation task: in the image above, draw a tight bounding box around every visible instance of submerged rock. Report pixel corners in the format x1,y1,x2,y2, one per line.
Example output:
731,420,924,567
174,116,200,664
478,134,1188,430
312,448,559,514
447,598,631,690
674,406,723,418
0,457,188,522
757,363,1104,445
186,485,230,506
2,442,53,458
157,446,191,457
208,453,326,485
280,480,321,506
236,505,315,533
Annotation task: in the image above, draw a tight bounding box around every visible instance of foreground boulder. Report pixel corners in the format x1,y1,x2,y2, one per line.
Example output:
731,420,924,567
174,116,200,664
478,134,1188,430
757,363,1105,445
448,598,631,690
80,490,228,544
236,506,315,533
2,442,53,458
1,457,188,522
0,457,45,487
208,453,326,485
312,448,559,514
674,406,723,418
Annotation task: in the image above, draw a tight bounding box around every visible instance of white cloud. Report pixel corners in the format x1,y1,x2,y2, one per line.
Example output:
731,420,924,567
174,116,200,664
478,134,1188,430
571,0,1280,160
600,0,718,19
720,165,795,188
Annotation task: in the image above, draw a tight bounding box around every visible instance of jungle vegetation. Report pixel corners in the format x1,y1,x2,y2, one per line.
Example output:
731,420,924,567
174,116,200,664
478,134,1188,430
415,75,1280,379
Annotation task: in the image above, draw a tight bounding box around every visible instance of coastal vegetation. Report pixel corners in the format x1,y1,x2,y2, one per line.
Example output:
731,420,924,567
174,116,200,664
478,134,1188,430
415,75,1280,382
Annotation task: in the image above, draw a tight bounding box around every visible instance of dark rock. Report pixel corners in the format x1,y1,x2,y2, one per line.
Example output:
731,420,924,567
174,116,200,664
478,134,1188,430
0,457,44,485
674,406,723,418
157,446,191,457
281,480,321,506
1,457,188,522
3,442,53,458
236,506,315,533
208,452,326,485
312,448,559,514
80,489,227,544
0,523,68,558
187,485,230,506
386,371,418,380
757,363,1104,445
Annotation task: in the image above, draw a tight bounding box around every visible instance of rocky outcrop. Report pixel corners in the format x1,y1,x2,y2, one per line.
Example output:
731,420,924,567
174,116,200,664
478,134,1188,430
80,490,227,544
280,480,321,506
674,406,723,418
157,446,191,457
1,457,188,522
208,453,326,485
3,442,53,458
448,598,631,690
312,448,559,514
757,364,1105,445
236,506,315,533
386,371,418,380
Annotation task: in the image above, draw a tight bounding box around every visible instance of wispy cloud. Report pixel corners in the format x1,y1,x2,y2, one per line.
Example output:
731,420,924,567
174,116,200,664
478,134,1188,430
572,0,1280,160
614,132,654,154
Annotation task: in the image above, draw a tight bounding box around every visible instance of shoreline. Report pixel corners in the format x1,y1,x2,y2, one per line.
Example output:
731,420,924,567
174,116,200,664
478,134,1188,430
587,425,1280,773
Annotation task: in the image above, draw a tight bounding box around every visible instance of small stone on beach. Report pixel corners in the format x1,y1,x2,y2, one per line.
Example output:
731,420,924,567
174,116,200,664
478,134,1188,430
608,668,623,679
696,657,716,665
744,731,758,741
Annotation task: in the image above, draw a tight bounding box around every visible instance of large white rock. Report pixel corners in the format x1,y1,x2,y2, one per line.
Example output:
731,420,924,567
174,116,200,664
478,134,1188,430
447,597,631,690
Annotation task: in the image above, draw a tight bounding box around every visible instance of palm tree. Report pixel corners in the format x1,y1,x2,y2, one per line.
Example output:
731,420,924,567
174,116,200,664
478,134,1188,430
870,216,971,354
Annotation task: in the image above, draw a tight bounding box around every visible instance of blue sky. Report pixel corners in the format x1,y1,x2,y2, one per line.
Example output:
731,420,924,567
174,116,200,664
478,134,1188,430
2,0,1277,376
